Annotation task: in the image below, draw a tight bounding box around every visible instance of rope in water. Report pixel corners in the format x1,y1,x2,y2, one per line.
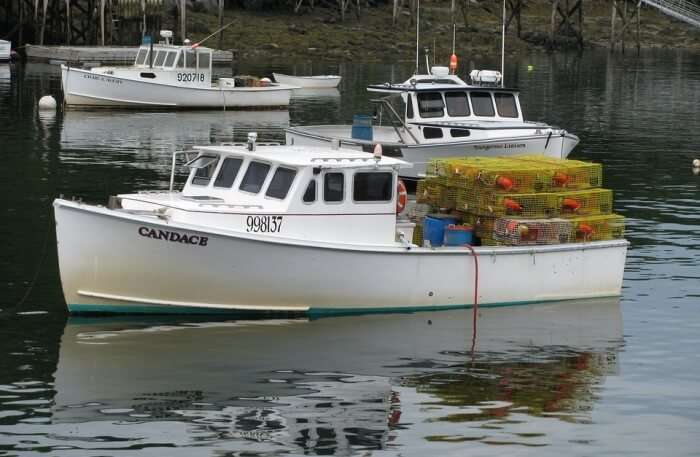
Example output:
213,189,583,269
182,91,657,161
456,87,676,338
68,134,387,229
463,244,479,354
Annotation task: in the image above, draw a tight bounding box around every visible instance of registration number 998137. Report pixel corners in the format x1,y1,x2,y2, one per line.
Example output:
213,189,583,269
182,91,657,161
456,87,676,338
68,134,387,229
246,215,283,233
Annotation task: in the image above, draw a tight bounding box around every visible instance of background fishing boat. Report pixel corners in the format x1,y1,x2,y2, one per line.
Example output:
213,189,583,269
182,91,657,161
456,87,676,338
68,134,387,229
273,72,342,88
61,31,297,109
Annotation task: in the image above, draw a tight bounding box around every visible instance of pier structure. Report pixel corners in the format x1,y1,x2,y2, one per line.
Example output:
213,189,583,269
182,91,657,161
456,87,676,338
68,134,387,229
1,0,166,47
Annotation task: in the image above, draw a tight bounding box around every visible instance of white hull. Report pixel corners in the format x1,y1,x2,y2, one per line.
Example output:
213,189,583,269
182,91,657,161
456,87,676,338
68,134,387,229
61,65,294,108
286,126,580,178
273,72,341,88
0,40,10,62
54,199,627,315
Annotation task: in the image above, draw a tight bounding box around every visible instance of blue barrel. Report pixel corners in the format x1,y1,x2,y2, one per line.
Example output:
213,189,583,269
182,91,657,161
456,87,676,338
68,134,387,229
444,224,474,246
423,215,458,247
351,114,373,141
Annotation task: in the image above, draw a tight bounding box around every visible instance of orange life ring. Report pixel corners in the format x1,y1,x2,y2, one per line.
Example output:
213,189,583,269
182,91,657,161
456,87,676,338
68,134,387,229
396,179,408,214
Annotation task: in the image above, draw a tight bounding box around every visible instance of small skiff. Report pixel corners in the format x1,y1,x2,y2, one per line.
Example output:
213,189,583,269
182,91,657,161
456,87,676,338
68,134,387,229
273,72,341,88
53,136,627,315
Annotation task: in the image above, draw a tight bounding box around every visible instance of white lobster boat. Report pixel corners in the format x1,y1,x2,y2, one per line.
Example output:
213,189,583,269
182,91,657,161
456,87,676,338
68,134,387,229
273,72,342,88
61,31,297,109
53,137,627,315
286,67,579,179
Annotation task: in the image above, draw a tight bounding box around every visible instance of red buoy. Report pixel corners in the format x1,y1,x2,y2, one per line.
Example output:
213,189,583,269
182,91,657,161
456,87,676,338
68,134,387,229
561,198,581,213
503,198,522,214
449,54,458,74
496,175,514,191
552,172,569,187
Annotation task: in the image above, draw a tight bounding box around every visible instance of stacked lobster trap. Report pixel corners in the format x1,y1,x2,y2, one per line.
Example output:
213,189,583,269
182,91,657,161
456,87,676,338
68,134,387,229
413,155,624,247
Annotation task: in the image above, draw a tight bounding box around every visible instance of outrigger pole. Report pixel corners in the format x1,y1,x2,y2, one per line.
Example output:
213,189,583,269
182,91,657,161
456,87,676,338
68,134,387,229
192,19,237,48
415,0,420,75
501,0,506,87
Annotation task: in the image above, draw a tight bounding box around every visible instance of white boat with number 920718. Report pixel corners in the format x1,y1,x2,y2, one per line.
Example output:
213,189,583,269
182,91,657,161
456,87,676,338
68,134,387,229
53,135,628,315
60,31,297,109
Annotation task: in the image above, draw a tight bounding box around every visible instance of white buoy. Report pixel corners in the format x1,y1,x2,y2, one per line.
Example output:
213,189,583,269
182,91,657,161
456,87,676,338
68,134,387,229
693,158,700,168
38,95,57,110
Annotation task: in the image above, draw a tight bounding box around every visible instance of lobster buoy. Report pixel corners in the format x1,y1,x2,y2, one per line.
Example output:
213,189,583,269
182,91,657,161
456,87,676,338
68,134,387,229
449,54,458,74
396,179,408,214
577,223,594,240
552,172,569,187
561,198,581,213
503,198,522,214
496,175,514,191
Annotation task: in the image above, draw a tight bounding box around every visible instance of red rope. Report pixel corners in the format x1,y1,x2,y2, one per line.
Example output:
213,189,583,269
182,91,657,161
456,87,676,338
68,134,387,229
464,244,479,354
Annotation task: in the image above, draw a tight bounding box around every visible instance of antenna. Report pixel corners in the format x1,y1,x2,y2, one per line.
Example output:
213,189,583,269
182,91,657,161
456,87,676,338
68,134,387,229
451,0,456,55
415,0,420,75
501,0,505,87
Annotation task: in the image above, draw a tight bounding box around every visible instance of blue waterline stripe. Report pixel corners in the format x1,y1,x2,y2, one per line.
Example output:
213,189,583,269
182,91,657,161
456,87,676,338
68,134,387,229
68,295,619,317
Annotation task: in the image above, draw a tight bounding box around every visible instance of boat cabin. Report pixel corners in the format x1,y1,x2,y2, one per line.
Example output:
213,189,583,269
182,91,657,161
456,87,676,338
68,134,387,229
117,139,413,246
367,67,526,143
90,37,214,88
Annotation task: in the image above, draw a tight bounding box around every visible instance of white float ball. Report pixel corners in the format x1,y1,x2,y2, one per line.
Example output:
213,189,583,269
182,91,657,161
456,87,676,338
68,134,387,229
693,158,700,168
38,95,57,110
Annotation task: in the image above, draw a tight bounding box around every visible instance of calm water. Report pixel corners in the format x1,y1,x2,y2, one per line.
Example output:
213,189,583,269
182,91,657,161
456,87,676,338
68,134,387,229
1,50,700,456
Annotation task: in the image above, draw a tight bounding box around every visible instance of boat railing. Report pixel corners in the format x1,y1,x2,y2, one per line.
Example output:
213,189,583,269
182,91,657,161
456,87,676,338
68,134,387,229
370,98,419,144
310,157,376,164
219,142,282,147
197,203,264,209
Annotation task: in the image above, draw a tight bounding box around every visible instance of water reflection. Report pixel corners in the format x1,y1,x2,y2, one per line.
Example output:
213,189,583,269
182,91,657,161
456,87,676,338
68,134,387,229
0,299,622,455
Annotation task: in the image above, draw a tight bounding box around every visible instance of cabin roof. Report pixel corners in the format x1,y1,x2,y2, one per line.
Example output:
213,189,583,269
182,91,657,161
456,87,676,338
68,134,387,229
193,144,411,169
139,43,213,52
367,82,520,93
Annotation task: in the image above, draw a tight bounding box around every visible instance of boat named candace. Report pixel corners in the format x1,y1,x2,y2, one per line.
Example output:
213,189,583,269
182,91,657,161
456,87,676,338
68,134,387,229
53,136,627,315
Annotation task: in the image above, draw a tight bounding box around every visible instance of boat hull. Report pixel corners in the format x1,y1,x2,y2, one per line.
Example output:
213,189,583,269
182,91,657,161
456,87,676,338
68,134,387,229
61,65,293,108
54,199,627,315
286,127,580,179
273,73,341,88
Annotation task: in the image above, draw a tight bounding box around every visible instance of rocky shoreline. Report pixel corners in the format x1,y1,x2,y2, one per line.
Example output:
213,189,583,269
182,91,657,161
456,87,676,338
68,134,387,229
181,0,700,62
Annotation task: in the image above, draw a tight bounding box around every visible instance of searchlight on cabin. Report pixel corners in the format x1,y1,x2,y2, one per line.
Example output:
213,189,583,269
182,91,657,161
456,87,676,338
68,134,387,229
160,30,173,45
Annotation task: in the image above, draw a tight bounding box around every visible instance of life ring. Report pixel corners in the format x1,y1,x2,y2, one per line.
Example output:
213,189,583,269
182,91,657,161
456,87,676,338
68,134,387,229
396,179,408,214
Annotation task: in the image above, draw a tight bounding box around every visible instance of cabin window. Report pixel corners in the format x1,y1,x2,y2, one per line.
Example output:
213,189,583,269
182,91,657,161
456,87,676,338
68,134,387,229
187,154,220,186
445,91,470,116
450,129,471,138
135,48,148,65
417,92,445,118
353,172,392,202
266,167,297,200
198,52,211,71
164,51,177,67
495,92,519,118
239,161,271,194
470,92,495,117
303,179,316,203
423,127,444,139
154,50,166,67
185,50,196,68
406,95,414,119
324,173,344,202
213,157,243,188
176,52,184,68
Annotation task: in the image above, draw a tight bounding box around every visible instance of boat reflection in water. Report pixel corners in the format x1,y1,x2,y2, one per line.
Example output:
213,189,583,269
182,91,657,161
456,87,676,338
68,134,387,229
49,298,622,454
60,109,290,154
